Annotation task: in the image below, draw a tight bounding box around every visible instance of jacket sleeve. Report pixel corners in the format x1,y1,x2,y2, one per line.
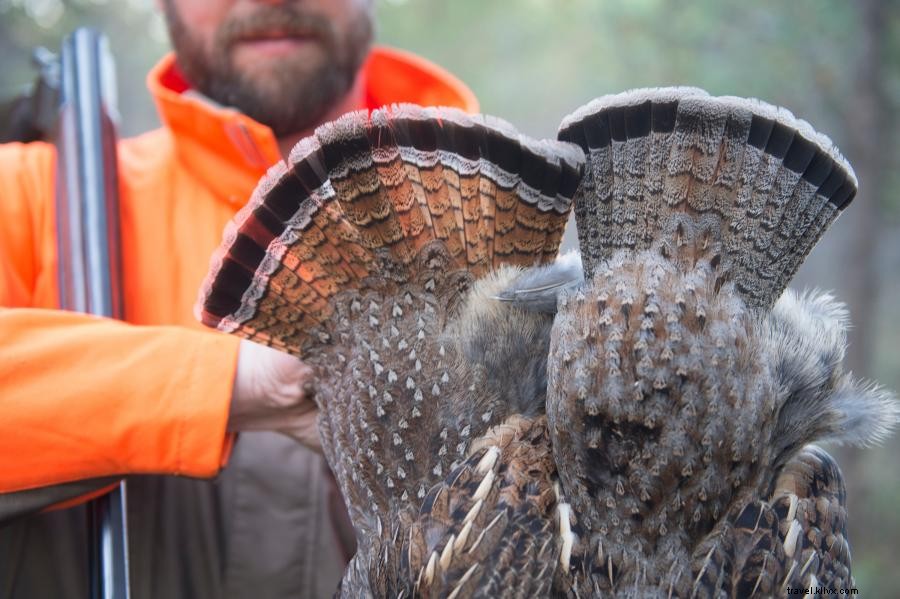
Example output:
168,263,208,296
0,142,239,494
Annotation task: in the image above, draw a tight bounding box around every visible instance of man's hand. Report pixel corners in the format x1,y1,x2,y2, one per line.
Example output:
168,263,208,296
229,339,321,451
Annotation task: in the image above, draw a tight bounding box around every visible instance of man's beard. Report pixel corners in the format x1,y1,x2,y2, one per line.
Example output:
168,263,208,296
164,3,373,138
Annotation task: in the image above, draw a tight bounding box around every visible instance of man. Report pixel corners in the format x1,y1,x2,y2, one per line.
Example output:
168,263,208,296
0,0,477,597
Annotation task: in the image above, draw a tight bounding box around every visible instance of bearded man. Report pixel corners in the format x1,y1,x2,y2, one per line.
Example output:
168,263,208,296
0,1,476,597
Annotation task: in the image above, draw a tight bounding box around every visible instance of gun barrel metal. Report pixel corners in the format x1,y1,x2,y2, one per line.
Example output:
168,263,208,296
56,27,130,599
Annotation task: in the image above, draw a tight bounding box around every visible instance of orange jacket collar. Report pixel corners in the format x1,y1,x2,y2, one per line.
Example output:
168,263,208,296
147,47,478,205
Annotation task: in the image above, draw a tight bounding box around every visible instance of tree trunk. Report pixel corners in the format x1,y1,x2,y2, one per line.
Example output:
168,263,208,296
838,0,889,378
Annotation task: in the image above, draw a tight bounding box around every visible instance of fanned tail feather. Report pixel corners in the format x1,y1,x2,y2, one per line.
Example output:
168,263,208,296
197,104,584,355
558,87,857,309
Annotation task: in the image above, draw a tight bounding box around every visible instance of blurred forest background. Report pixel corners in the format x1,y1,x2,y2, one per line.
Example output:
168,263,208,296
1,0,898,594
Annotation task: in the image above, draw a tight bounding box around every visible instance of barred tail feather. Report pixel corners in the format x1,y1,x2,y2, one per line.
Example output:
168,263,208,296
197,104,584,356
558,87,857,309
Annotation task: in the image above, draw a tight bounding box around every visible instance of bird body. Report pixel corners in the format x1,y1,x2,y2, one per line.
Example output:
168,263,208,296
199,104,583,596
548,88,895,596
198,90,898,597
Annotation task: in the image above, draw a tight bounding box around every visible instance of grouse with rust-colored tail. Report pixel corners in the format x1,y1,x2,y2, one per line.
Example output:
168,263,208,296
198,104,584,597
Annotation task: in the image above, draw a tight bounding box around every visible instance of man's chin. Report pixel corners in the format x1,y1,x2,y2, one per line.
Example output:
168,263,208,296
219,75,332,136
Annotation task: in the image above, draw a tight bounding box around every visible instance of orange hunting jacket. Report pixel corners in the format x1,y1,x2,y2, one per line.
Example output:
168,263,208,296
0,47,477,495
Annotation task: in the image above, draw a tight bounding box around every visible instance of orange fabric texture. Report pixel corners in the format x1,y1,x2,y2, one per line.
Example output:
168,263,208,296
0,47,477,494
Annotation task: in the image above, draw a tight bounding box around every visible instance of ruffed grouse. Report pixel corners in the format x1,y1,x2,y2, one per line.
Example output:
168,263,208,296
197,89,898,597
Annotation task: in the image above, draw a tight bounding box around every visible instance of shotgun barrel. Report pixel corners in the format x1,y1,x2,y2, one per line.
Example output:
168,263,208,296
55,27,130,599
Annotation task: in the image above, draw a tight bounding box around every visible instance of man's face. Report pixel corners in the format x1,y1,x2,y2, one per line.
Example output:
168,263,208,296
163,0,374,137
